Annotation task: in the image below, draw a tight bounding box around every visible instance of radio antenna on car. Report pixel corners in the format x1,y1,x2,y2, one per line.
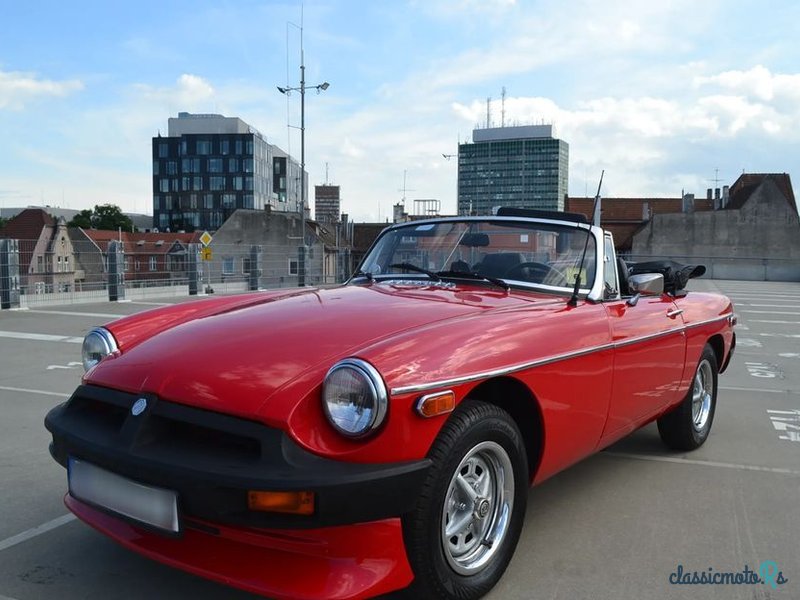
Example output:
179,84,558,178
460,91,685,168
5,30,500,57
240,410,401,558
568,170,604,307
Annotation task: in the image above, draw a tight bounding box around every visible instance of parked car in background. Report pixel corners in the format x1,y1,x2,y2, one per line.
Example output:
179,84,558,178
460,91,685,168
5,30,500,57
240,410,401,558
45,209,735,599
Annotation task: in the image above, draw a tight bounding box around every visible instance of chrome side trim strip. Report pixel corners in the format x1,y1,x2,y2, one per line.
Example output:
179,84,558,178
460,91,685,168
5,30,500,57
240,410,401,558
391,312,733,396
391,343,615,396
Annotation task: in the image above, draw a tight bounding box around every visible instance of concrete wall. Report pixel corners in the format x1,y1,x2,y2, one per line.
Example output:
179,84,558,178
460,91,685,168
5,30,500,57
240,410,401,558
632,180,800,281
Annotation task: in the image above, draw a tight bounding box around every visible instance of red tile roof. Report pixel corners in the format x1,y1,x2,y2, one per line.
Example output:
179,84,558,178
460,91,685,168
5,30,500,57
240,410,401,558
80,229,202,254
0,208,55,241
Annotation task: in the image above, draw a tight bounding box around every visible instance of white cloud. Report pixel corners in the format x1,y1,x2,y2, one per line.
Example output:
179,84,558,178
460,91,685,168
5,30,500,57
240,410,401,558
0,69,83,110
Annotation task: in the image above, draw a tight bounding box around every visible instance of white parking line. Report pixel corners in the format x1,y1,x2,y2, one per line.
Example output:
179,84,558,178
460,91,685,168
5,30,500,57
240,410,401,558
720,386,790,394
750,320,800,325
605,452,800,476
0,385,70,398
0,331,83,344
736,304,800,308
0,514,76,553
26,309,123,319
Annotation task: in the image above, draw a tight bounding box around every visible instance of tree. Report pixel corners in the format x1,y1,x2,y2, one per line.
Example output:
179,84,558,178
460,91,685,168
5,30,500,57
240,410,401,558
68,204,134,231
0,217,7,230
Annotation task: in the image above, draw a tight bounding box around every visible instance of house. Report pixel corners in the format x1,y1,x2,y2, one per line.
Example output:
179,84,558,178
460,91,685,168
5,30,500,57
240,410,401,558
69,229,202,289
0,208,76,294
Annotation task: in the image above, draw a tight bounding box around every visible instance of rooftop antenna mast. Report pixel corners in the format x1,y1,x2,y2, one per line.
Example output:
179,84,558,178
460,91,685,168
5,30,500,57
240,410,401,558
708,167,723,188
486,97,492,128
398,169,415,206
501,86,506,127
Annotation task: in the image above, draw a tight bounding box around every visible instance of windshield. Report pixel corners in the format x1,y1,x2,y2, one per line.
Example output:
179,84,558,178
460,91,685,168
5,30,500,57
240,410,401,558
357,219,597,293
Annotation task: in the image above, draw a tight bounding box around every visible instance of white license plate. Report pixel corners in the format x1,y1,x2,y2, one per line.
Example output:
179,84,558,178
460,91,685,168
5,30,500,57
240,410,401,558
68,457,180,534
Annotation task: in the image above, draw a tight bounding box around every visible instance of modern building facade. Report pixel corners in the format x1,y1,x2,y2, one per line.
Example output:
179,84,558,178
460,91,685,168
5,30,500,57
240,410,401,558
152,112,305,232
314,185,340,223
457,125,569,215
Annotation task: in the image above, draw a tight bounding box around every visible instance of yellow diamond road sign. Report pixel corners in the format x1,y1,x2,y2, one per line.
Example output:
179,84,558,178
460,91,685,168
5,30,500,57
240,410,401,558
199,231,213,247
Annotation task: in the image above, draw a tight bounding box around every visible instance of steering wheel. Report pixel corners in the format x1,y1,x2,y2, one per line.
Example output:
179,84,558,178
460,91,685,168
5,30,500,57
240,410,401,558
503,261,568,286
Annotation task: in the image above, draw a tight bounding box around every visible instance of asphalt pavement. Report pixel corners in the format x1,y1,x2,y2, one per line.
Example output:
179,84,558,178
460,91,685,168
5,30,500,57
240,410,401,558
0,281,797,600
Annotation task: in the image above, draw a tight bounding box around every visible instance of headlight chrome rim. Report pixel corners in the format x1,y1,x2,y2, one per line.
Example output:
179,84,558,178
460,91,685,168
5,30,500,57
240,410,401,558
322,358,388,438
82,327,118,372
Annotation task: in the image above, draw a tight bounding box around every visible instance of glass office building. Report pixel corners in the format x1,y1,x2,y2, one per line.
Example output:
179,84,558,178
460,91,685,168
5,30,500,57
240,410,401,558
457,125,568,215
152,113,305,231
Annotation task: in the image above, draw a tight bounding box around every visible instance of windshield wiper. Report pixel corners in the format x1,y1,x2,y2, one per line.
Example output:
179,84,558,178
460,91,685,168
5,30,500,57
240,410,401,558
351,269,374,282
437,270,510,290
388,263,441,281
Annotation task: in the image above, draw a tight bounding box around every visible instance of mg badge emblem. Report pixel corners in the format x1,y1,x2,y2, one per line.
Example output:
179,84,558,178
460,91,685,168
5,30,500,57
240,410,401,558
131,398,148,416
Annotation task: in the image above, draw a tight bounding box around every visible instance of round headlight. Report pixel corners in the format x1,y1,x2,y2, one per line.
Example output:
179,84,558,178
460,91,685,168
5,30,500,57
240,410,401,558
322,359,388,438
82,327,118,372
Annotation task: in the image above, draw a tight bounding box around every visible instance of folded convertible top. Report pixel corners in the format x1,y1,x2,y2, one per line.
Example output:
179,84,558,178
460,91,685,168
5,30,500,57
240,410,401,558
628,260,706,294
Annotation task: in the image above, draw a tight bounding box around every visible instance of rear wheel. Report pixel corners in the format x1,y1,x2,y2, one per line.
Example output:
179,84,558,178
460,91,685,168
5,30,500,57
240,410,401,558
657,344,718,450
402,400,528,599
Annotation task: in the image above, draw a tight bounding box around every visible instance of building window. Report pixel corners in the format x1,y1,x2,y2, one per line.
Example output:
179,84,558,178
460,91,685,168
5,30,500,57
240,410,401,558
165,195,173,210
153,196,161,210
246,141,253,154
180,140,187,156
153,161,160,175
221,140,229,155
158,143,168,158
243,158,253,173
171,178,179,192
222,257,235,275
208,158,223,173
167,161,178,175
193,176,203,191
210,211,222,228
289,258,299,275
243,195,254,209
135,259,141,271
159,179,169,193
64,256,70,271
242,257,251,274
123,257,129,272
182,176,191,191
222,193,236,208
203,194,214,209
233,176,243,191
228,158,239,172
189,194,198,209
245,176,253,191
210,176,226,191
149,256,157,271
158,214,169,229
197,139,212,155
235,140,243,155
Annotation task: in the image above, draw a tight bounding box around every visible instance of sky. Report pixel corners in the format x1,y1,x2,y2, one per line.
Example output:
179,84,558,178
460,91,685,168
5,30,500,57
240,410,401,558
1,0,798,221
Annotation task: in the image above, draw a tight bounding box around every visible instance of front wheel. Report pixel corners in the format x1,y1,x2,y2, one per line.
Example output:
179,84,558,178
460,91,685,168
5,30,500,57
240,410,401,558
657,344,718,450
402,401,528,599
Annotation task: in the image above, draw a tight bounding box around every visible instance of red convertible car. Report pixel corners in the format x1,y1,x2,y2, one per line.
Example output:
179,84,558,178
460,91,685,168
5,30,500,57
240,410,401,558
45,210,735,599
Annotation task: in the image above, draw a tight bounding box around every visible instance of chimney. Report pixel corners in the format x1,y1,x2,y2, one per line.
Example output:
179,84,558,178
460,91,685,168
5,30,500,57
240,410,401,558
682,193,695,213
707,188,713,200
722,185,730,208
642,202,650,220
714,188,720,200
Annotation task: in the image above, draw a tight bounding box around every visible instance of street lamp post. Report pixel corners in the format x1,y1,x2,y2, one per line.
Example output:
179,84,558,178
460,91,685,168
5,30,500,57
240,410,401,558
277,60,329,217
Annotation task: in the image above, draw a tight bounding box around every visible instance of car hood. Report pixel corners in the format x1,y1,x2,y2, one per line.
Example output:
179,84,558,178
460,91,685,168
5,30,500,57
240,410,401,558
86,283,553,420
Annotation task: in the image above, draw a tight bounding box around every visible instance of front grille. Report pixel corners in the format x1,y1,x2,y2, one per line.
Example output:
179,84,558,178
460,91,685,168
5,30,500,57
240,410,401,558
59,385,268,470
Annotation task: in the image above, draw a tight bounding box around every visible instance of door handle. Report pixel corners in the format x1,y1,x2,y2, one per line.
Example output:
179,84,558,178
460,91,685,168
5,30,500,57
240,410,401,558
667,309,684,319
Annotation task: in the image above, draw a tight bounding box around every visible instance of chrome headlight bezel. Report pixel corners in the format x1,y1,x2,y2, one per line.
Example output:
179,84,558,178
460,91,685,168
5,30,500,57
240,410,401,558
81,327,118,372
322,358,388,438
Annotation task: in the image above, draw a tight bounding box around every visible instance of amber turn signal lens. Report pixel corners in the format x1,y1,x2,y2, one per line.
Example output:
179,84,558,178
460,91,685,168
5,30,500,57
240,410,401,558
416,390,456,418
247,491,315,515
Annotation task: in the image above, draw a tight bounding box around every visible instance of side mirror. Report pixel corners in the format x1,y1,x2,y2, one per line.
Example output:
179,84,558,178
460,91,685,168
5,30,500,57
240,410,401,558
629,273,664,296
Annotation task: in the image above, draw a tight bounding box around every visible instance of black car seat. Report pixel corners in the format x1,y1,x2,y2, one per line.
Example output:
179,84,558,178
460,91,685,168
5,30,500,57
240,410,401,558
617,257,631,296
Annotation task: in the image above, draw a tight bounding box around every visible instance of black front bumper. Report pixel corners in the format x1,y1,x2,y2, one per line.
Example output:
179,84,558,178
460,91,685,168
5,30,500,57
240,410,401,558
45,384,430,531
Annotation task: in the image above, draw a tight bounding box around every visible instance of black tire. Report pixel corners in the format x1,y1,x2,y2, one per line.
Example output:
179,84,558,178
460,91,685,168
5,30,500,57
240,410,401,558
657,344,718,450
401,400,528,600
